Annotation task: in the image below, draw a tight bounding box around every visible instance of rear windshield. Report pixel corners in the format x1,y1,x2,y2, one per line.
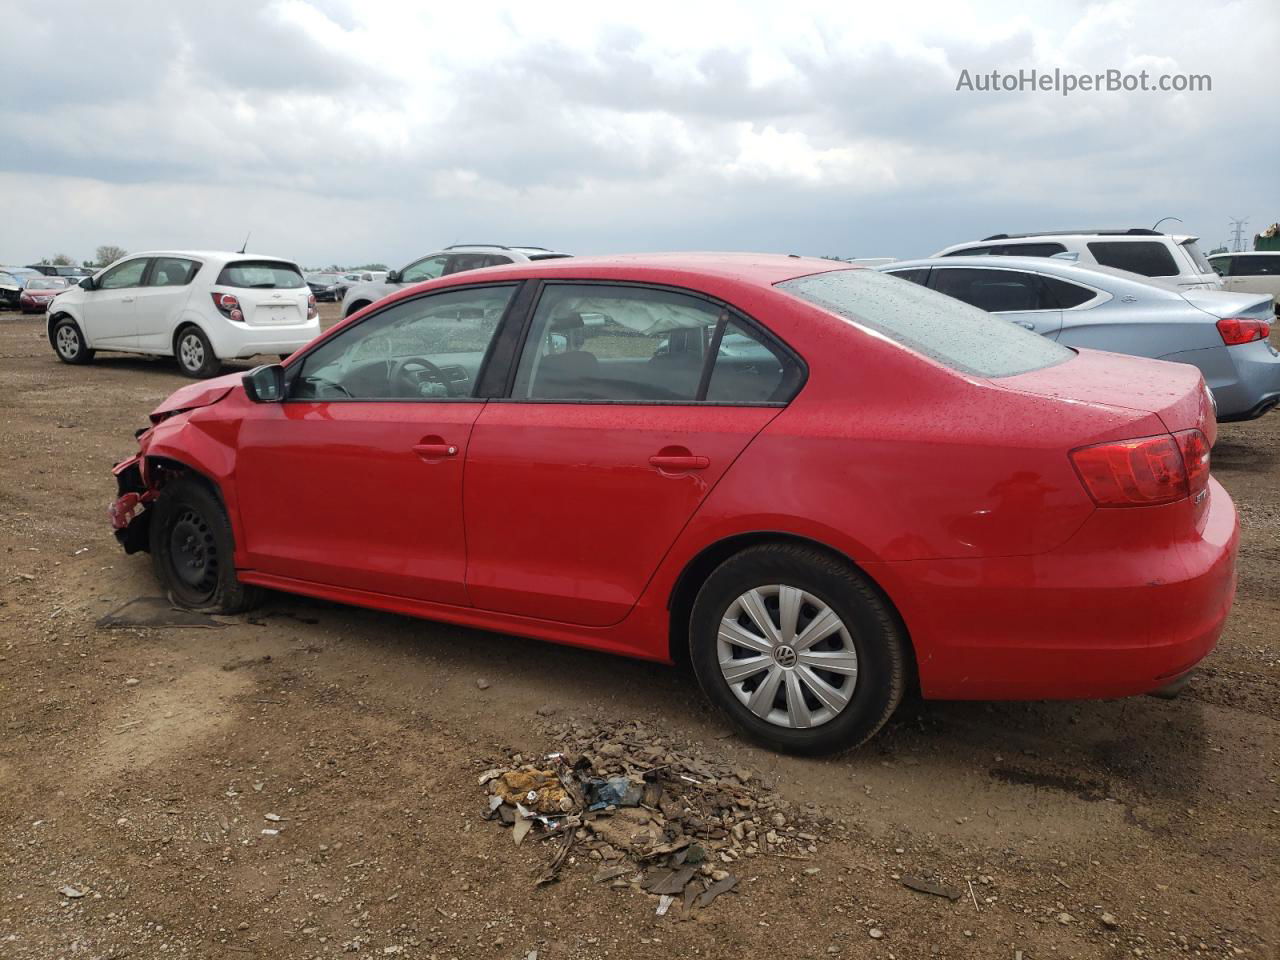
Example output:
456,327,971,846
777,269,1072,379
1086,241,1179,277
217,260,305,289
1179,240,1213,274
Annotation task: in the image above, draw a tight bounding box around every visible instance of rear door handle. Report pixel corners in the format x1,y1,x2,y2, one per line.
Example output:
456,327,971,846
649,454,709,470
121,296,135,303
413,442,459,460
1011,319,1035,330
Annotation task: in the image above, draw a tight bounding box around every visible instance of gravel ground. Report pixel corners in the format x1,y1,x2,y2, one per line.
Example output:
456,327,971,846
0,303,1276,959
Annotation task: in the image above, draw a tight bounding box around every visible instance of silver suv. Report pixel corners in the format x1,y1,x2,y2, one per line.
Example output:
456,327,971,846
341,244,571,317
932,228,1222,291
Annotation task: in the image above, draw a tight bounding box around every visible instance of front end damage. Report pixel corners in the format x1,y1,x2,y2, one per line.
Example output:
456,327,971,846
110,450,155,554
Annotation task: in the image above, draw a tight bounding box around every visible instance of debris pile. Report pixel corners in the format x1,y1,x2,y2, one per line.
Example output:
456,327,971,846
479,721,827,917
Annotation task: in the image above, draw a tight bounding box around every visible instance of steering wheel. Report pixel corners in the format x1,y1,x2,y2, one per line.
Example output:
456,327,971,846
393,356,453,397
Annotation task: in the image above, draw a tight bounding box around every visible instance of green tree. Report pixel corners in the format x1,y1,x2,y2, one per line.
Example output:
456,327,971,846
95,245,128,266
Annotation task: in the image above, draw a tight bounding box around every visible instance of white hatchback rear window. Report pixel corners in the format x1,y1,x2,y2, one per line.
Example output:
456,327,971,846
777,269,1072,379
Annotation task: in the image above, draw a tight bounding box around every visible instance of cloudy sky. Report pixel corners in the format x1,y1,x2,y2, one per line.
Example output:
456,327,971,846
2,0,1276,268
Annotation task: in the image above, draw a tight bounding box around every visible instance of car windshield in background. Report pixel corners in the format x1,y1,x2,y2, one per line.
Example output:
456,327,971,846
778,268,1072,379
217,261,306,289
28,277,69,290
308,273,341,283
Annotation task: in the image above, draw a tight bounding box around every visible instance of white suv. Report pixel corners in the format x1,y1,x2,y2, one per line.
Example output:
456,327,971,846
341,244,570,318
932,229,1222,290
47,251,320,378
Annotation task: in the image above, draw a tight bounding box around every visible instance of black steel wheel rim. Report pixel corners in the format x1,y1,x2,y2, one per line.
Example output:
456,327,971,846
168,508,218,601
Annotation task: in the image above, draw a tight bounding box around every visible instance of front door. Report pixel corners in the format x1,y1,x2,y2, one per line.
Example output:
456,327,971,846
463,282,804,627
234,282,520,604
84,257,151,346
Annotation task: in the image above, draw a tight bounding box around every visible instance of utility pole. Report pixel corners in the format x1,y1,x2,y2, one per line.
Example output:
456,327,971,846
1228,217,1249,252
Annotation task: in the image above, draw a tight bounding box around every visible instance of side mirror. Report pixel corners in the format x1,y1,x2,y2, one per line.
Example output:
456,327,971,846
79,276,95,291
243,363,286,403
386,269,401,283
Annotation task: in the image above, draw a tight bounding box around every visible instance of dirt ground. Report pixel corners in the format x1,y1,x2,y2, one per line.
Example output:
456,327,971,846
1,303,1276,960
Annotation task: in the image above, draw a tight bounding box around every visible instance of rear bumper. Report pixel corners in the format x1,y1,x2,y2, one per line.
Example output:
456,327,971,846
1162,340,1280,420
872,477,1239,701
204,316,321,359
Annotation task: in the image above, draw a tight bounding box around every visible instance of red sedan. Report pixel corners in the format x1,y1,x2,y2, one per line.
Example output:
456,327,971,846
20,276,71,313
108,254,1238,753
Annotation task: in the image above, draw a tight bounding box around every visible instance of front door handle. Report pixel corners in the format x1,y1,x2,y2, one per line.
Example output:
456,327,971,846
1011,319,1034,330
121,296,135,303
413,442,458,460
649,454,709,471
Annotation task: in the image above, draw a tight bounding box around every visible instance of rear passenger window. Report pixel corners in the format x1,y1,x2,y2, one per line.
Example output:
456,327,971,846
514,285,721,401
512,284,801,404
1041,276,1096,308
931,268,1051,312
1087,241,1179,277
1232,255,1280,276
148,257,198,287
706,320,803,403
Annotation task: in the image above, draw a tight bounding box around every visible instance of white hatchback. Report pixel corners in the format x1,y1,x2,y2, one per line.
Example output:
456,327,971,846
47,251,321,378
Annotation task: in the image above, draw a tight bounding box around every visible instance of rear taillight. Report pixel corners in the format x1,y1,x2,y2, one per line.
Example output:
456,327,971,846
307,293,317,320
211,292,244,322
1216,316,1271,345
1070,429,1210,507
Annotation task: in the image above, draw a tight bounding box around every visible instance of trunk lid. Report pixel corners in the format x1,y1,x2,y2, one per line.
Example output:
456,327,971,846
993,347,1213,441
1181,289,1275,322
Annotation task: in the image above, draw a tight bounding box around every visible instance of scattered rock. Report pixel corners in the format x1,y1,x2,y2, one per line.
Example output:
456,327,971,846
58,886,85,899
1057,912,1074,925
1101,912,1120,929
475,678,490,690
869,928,884,940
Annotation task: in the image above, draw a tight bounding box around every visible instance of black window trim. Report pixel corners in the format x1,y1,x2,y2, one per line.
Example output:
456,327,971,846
926,264,1104,313
490,278,808,407
280,279,530,405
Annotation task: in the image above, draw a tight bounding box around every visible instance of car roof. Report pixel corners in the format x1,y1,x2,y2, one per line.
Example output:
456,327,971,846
114,250,301,265
1209,250,1280,257
425,252,854,287
882,255,1181,296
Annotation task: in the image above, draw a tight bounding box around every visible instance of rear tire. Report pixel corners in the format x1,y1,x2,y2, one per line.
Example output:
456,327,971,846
175,325,220,378
149,476,261,613
52,316,95,365
688,543,909,755
344,300,369,318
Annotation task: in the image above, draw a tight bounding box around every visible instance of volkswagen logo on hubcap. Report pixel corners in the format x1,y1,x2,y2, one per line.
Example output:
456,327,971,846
774,644,798,669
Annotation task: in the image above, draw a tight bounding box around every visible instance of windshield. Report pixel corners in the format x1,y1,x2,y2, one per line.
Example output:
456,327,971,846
777,268,1072,379
217,260,305,289
27,277,68,290
308,273,340,282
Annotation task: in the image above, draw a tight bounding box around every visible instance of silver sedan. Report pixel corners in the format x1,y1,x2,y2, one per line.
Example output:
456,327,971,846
878,255,1280,422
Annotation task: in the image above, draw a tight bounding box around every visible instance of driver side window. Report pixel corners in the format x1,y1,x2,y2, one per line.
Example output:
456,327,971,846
289,284,516,401
399,255,450,284
99,258,150,290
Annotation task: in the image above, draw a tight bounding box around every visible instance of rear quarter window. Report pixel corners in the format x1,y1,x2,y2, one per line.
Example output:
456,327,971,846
777,269,1072,379
1087,241,1179,277
217,260,305,289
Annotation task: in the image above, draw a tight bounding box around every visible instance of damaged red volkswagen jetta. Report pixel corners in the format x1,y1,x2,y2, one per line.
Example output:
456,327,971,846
109,254,1238,754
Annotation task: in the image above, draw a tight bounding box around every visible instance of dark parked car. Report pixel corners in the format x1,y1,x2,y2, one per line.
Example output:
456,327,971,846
1,267,42,308
306,273,345,302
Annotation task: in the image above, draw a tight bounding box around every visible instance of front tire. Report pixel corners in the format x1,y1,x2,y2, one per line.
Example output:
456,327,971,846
175,325,220,378
689,543,909,755
149,476,261,613
52,316,95,365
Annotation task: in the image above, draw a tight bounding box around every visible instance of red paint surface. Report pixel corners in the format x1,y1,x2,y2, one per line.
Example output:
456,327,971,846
112,254,1239,701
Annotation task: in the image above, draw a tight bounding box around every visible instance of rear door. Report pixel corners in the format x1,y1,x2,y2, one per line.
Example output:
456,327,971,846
929,266,1063,337
462,282,804,627
83,257,151,346
135,256,200,350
